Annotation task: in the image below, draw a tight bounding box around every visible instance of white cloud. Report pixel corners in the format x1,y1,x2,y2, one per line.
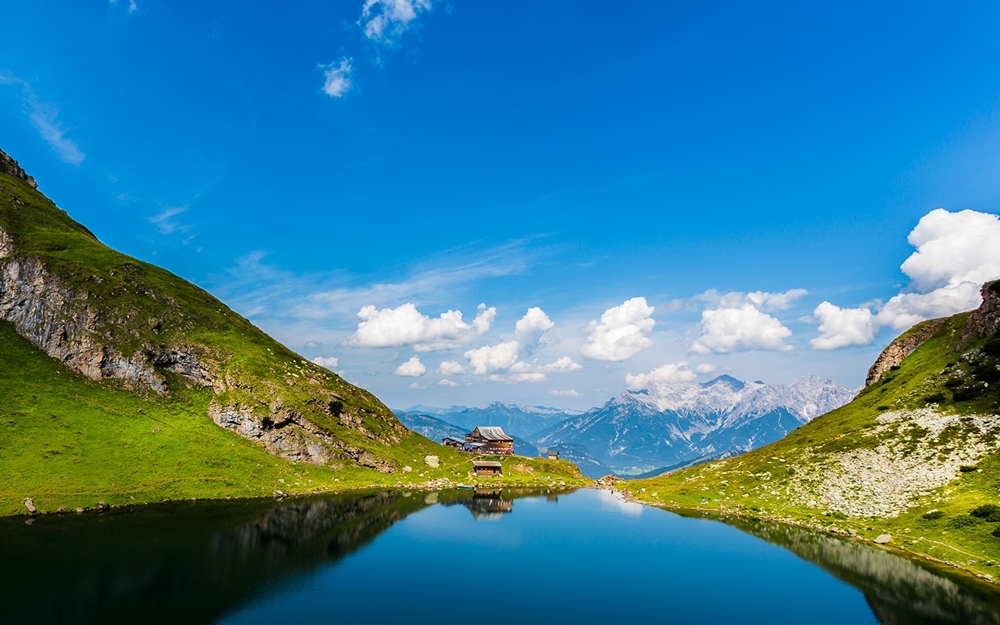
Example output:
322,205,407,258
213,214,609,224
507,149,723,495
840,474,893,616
464,341,519,375
810,209,1000,349
312,356,340,369
541,356,583,372
304,340,322,349
510,372,547,383
394,355,426,377
550,389,580,397
809,302,876,350
436,360,465,375
109,0,137,14
346,302,495,351
149,206,191,234
625,362,696,389
515,307,554,350
0,71,85,165
321,58,353,98
579,297,655,361
438,378,458,387
690,291,794,354
408,381,422,389
359,0,431,44
694,363,717,375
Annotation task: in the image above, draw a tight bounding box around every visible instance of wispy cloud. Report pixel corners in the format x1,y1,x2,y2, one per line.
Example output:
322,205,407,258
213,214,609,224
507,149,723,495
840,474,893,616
0,71,85,165
149,206,192,235
109,0,138,15
321,58,353,98
359,0,432,45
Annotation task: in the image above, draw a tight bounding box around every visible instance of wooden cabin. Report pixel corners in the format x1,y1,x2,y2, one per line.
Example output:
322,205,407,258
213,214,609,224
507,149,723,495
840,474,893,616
472,460,503,477
441,436,465,449
465,426,514,455
547,449,560,460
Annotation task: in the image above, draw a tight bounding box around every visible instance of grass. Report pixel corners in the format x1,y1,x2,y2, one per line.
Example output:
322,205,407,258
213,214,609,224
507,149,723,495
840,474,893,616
626,311,1000,582
0,170,588,516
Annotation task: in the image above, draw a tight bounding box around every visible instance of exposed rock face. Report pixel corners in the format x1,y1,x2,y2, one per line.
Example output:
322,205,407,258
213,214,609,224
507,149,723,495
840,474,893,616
865,318,947,386
963,280,1000,342
0,148,38,189
0,226,13,258
209,402,395,473
0,255,170,392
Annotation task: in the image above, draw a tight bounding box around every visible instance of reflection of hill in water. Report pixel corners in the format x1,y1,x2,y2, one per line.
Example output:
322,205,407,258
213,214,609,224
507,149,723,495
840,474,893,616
0,491,430,625
729,518,1000,625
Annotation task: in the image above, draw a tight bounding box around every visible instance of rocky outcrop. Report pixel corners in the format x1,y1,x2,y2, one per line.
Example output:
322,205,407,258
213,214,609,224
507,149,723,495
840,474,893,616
962,280,1000,343
0,226,13,258
208,402,396,472
0,148,38,189
865,318,947,386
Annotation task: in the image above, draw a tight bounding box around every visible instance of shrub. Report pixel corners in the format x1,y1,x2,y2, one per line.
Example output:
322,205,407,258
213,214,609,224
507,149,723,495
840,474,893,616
949,515,980,528
954,386,985,402
945,378,965,389
971,504,1000,521
992,526,1000,539
960,465,978,473
876,405,890,411
924,393,946,404
922,510,945,520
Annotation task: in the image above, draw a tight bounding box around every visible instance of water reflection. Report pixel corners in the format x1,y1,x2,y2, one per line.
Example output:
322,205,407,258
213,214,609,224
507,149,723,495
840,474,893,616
461,488,513,520
727,517,1000,625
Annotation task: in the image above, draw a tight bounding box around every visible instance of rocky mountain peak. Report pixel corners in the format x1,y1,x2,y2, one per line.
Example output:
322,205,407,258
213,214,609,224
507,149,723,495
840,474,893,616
963,280,1000,341
0,148,38,189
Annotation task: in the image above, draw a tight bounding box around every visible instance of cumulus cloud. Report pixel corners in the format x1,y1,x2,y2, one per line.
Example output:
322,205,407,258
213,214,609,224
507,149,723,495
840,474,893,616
394,355,426,377
579,297,655,361
304,340,322,349
541,356,584,372
690,291,796,354
438,378,458,387
694,363,717,375
321,58,353,97
810,209,1000,350
359,0,432,44
465,341,520,375
625,362,696,389
346,302,495,351
0,71,85,165
312,356,339,369
515,307,554,351
510,372,547,383
436,360,465,375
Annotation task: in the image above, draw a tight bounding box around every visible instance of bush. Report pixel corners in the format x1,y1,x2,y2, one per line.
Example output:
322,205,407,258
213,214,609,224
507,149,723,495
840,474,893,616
924,393,946,404
876,405,890,411
922,510,945,520
950,515,980,528
992,526,1000,539
945,378,965,389
960,465,978,473
954,386,985,402
971,504,1000,521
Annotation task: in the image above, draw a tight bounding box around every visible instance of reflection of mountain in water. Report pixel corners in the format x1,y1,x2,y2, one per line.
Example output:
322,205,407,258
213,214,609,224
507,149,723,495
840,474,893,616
0,492,430,625
463,489,514,520
729,518,1000,625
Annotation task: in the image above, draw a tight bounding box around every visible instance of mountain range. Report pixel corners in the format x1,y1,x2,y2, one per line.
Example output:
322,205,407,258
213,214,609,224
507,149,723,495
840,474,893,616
397,375,855,477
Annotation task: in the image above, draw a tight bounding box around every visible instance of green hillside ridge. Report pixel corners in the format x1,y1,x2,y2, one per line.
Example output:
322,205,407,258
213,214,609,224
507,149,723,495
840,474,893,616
629,283,1000,582
0,149,586,516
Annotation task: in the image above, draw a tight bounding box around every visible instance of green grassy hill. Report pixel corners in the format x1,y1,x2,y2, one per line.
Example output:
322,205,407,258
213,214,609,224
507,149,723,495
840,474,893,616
0,149,585,515
630,283,1000,582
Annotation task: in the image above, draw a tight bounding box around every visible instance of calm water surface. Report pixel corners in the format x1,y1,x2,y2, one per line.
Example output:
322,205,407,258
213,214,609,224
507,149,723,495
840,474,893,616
2,488,999,624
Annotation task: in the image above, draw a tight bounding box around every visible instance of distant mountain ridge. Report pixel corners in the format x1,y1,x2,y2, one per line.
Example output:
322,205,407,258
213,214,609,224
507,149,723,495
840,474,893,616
532,375,855,474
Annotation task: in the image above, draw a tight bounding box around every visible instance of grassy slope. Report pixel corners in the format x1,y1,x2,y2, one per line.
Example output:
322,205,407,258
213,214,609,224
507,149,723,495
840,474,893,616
0,170,587,516
629,312,1000,581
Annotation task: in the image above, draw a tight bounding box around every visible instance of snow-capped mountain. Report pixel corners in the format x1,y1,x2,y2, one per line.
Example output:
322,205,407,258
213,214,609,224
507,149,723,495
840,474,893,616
531,375,855,475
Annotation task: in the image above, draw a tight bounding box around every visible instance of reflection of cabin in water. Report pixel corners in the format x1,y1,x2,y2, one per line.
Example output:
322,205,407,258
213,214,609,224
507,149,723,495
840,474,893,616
472,460,502,477
466,427,514,455
463,488,513,520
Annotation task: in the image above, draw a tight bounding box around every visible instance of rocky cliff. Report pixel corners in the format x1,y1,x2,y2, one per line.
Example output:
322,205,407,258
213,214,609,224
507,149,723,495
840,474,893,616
865,317,947,386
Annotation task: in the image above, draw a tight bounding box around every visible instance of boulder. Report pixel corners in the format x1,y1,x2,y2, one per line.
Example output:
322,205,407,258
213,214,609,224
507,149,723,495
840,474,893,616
23,498,35,514
424,455,440,468
874,534,892,545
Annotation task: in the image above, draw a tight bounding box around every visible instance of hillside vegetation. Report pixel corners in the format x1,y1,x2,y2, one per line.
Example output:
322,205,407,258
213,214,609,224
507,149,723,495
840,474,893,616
0,149,585,515
630,284,1000,581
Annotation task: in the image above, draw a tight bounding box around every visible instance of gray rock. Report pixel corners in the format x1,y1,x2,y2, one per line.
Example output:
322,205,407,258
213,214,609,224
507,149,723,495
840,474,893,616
23,497,35,514
874,534,892,544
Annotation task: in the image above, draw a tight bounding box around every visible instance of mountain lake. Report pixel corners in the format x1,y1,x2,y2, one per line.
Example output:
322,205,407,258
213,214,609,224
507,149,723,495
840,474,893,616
2,487,1000,624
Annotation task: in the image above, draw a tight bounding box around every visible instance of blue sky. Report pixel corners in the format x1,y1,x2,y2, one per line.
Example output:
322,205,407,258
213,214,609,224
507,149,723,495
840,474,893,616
3,1,1000,409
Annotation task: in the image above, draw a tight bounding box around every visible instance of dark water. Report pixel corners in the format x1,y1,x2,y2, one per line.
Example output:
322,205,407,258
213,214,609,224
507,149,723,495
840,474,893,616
2,488,1000,625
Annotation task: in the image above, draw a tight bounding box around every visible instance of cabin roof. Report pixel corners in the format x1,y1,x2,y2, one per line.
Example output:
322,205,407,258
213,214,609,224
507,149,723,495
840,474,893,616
472,461,502,468
442,436,464,442
471,426,513,441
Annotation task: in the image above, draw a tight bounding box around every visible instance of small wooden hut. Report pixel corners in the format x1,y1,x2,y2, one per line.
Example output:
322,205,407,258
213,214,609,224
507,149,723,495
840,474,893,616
441,436,465,449
472,460,503,477
547,449,560,460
